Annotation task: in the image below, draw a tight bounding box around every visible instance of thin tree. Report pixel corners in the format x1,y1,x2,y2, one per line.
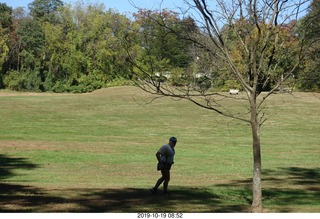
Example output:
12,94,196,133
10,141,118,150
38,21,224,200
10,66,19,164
125,0,311,212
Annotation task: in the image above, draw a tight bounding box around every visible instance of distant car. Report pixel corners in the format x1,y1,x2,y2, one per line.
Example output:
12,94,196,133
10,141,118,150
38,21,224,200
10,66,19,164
229,89,239,95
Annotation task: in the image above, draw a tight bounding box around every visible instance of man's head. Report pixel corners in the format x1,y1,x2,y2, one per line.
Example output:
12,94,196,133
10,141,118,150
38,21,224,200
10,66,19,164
169,137,177,147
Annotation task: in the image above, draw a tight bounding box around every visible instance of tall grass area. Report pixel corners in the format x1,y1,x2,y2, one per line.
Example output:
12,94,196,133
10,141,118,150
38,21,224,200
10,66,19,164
0,87,319,212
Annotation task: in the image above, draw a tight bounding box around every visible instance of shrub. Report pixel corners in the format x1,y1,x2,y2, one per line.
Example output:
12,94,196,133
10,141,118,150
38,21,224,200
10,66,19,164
3,69,43,92
220,80,242,92
3,70,21,90
106,77,135,87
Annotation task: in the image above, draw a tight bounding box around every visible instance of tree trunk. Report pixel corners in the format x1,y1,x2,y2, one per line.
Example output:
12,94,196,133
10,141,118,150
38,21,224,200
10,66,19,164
250,97,263,213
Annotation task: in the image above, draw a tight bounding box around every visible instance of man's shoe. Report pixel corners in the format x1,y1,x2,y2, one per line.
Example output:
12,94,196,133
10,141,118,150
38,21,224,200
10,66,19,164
150,188,157,194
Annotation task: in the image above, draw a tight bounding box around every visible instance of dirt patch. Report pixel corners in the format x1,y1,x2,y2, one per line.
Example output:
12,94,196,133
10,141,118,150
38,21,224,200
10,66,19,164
0,90,73,97
0,87,142,97
0,140,117,154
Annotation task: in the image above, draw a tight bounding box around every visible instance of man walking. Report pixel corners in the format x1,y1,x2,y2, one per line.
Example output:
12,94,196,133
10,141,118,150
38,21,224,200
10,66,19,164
150,137,177,195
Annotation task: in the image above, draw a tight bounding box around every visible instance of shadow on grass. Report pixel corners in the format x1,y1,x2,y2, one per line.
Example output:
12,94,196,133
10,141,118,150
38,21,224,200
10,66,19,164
263,167,320,212
1,162,319,212
73,187,252,212
0,154,39,180
76,187,218,212
0,183,66,212
0,185,249,212
0,154,45,212
0,154,248,212
216,167,320,212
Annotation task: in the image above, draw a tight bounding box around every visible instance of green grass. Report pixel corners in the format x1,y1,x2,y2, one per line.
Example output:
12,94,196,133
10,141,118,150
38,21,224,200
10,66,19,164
0,87,319,212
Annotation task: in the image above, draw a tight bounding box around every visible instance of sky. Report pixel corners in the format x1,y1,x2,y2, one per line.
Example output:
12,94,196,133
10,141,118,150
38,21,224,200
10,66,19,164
0,0,187,16
0,0,310,22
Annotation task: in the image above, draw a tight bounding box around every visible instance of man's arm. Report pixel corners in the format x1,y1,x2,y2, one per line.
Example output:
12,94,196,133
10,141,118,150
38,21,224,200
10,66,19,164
156,151,162,162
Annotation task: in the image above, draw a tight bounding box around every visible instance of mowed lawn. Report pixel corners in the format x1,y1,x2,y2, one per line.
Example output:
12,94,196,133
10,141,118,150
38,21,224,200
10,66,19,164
0,86,319,212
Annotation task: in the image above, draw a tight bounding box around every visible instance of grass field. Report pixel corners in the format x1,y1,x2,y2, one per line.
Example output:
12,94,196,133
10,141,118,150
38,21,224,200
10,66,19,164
0,86,319,212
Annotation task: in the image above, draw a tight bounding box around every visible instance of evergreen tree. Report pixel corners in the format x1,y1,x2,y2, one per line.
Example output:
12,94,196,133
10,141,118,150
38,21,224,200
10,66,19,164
28,0,63,23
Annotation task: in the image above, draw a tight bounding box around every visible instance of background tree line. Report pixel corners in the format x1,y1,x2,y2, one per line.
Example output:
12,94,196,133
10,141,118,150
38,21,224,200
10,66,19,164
0,0,319,93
